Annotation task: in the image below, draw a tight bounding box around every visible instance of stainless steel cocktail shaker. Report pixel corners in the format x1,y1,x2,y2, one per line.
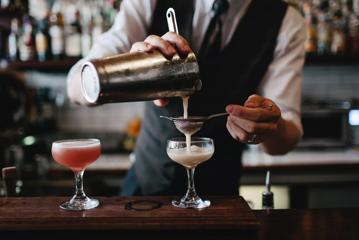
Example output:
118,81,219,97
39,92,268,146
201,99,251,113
80,50,202,104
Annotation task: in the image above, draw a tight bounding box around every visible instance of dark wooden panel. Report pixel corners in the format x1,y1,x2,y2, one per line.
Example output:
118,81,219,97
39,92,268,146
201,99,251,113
255,208,359,240
0,196,258,231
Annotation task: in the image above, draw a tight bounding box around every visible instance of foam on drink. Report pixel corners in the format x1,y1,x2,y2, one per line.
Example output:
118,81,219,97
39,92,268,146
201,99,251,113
167,145,213,169
52,140,101,172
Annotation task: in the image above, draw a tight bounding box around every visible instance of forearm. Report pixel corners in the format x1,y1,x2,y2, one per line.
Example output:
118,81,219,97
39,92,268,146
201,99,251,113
260,117,301,155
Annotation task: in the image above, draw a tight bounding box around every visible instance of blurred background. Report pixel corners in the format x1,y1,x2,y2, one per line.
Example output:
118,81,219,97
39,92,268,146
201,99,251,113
0,0,358,209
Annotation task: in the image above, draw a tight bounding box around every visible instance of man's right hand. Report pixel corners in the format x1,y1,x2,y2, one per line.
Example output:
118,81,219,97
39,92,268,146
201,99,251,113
130,32,193,107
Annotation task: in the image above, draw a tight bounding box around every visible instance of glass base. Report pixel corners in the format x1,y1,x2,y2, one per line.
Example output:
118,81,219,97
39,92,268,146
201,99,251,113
172,197,210,209
60,197,99,211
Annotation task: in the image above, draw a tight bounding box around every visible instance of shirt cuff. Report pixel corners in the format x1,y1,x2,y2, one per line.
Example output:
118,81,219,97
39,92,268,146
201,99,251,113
281,109,303,137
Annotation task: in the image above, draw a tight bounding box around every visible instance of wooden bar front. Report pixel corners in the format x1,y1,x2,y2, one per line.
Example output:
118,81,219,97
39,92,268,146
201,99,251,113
1,196,359,240
0,196,259,240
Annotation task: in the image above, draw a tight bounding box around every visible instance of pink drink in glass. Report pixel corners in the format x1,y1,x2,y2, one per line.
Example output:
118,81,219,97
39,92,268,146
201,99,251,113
51,139,101,211
52,140,101,171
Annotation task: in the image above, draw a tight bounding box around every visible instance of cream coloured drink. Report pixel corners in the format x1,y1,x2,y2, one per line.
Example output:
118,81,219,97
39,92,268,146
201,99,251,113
167,145,214,169
52,139,101,172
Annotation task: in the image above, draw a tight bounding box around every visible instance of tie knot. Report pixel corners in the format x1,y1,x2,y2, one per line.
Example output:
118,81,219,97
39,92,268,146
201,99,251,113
212,0,229,17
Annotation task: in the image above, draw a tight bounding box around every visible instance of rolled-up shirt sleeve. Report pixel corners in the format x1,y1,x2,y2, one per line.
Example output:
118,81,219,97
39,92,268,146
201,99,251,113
66,0,156,105
257,6,306,136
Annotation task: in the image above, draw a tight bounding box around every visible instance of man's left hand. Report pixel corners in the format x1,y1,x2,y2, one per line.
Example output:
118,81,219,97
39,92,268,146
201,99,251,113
226,95,282,144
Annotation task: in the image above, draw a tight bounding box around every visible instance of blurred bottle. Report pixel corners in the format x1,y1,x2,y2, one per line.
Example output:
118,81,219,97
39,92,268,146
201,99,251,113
49,12,65,60
28,0,47,21
331,10,347,54
0,31,5,62
35,20,49,62
27,87,57,133
103,0,118,29
123,116,142,152
9,0,28,14
301,0,359,56
0,0,10,8
8,18,19,61
64,9,82,58
80,4,93,57
91,10,104,45
18,16,35,61
303,2,318,54
317,12,332,55
81,26,92,57
354,0,359,15
348,5,359,54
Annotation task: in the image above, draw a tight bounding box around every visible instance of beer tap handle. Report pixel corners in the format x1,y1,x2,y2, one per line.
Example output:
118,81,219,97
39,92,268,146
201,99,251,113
166,8,179,34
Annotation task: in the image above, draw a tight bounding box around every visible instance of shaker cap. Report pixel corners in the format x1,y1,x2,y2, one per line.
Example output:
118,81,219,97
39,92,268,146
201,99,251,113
81,62,101,104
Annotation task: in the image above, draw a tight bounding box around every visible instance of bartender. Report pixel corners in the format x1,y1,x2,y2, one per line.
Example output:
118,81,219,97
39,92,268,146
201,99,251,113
67,0,306,196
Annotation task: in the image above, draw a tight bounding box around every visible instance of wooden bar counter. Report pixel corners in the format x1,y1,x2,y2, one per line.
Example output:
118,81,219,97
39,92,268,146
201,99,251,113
0,196,259,240
1,196,359,240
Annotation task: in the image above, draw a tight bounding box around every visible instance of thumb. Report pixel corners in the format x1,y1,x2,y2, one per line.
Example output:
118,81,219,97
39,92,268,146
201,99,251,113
245,94,264,108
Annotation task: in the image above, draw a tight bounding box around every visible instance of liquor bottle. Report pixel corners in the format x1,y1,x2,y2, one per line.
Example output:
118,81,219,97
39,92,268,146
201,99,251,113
317,12,332,55
348,11,359,54
10,0,28,14
103,0,118,29
91,10,104,43
331,10,347,55
354,0,359,15
81,26,91,57
49,12,65,59
18,16,35,61
8,18,19,61
0,31,4,61
35,20,49,62
80,4,92,57
1,0,10,8
303,2,318,54
64,9,81,58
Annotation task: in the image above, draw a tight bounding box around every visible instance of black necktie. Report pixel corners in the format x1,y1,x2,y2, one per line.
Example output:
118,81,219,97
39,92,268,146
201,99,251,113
199,0,230,60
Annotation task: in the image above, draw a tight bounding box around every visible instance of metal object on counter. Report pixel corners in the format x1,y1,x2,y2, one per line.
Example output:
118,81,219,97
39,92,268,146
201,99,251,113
81,51,202,104
160,112,228,135
262,170,274,209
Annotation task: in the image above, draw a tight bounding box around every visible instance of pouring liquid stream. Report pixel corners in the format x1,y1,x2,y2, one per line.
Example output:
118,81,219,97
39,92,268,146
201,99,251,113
182,96,191,152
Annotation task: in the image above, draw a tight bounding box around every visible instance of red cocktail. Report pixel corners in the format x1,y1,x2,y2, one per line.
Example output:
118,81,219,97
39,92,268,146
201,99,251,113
52,139,101,211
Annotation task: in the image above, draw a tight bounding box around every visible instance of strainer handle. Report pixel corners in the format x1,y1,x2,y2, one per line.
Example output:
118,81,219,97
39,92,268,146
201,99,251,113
208,112,229,119
166,8,179,34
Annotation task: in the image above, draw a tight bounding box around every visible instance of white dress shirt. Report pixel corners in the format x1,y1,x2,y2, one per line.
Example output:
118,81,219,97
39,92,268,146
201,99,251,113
67,0,306,134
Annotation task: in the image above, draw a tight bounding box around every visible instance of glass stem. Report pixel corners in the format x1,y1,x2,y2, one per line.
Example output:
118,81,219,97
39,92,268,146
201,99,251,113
185,168,198,200
73,170,87,200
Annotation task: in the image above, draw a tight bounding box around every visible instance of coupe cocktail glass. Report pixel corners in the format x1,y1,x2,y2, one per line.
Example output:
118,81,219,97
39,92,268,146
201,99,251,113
51,139,101,211
167,137,214,209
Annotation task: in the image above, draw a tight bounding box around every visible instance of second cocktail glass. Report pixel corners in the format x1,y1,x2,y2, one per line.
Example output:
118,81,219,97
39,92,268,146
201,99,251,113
167,137,214,209
51,139,101,211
